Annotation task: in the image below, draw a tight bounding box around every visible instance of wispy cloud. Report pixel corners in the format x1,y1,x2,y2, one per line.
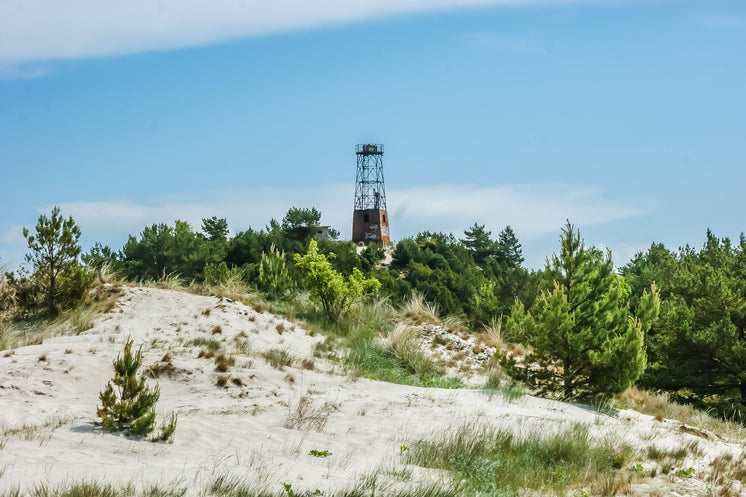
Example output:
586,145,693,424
0,0,608,76
0,182,647,269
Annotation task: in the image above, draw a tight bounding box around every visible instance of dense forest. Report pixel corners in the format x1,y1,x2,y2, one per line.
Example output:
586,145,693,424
3,206,746,422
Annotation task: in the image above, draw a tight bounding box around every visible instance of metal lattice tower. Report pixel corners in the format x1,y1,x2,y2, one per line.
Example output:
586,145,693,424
352,144,390,245
354,144,387,210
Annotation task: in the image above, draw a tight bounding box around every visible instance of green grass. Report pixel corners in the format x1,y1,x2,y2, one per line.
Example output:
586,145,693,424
346,340,462,389
405,422,633,497
262,348,295,369
187,337,222,351
208,475,456,497
2,472,451,497
1,481,187,497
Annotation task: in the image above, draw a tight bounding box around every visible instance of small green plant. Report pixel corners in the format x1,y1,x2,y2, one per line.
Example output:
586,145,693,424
400,444,409,455
151,412,178,443
674,467,695,478
309,449,332,457
629,463,644,473
188,337,221,350
262,348,294,369
281,482,296,497
97,338,176,440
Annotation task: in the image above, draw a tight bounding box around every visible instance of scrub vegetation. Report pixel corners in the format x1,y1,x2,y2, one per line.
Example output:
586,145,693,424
3,205,746,439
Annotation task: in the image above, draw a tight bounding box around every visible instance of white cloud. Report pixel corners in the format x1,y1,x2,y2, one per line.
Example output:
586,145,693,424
388,183,646,242
0,0,607,71
48,183,645,241
0,183,647,269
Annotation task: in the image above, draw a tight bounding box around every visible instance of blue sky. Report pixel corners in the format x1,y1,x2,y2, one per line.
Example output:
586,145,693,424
1,0,744,269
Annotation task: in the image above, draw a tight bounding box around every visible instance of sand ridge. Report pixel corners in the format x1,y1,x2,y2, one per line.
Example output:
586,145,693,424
0,286,742,495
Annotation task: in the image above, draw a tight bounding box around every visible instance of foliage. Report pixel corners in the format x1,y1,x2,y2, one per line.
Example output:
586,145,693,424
97,338,168,438
494,225,524,269
201,217,229,242
258,244,294,300
81,242,121,281
294,240,380,322
461,223,495,267
346,339,462,389
308,449,332,457
122,221,225,281
0,262,17,321
503,222,660,398
405,422,632,497
203,262,246,288
22,206,93,315
622,231,746,411
282,207,322,246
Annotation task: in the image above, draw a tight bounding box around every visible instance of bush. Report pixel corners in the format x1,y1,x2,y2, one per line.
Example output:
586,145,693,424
258,244,294,300
294,240,380,323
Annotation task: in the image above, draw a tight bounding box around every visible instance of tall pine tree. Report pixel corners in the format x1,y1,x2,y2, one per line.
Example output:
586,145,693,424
503,222,659,398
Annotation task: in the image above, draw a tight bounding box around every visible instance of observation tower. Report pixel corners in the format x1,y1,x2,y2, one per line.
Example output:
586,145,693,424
352,144,390,245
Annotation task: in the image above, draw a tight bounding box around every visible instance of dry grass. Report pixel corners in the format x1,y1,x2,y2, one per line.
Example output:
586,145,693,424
145,272,185,290
202,272,249,301
615,388,746,440
399,293,439,325
380,323,443,378
285,396,333,432
0,266,17,322
442,315,468,335
482,316,504,349
214,354,235,372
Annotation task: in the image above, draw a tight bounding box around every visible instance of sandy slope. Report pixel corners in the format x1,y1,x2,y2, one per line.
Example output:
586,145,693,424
0,287,742,496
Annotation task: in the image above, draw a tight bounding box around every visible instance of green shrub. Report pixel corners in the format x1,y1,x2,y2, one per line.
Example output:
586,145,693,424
258,244,294,301
294,240,380,323
97,338,176,440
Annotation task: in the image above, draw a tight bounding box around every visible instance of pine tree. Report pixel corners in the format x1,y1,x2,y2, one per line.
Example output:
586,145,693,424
462,223,494,267
22,206,91,314
495,226,524,269
98,338,161,436
623,231,746,408
503,222,660,398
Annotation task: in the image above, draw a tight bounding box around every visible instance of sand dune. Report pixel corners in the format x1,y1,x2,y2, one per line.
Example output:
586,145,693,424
0,286,742,495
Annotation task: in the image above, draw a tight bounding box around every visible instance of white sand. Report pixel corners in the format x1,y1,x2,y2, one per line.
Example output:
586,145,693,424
0,286,742,496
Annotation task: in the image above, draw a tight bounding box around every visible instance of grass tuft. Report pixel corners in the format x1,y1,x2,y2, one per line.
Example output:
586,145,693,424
262,348,295,369
615,387,746,439
399,293,439,325
406,421,632,496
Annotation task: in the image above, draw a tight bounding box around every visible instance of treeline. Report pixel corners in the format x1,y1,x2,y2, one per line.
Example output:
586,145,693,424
3,206,746,420
83,208,541,329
